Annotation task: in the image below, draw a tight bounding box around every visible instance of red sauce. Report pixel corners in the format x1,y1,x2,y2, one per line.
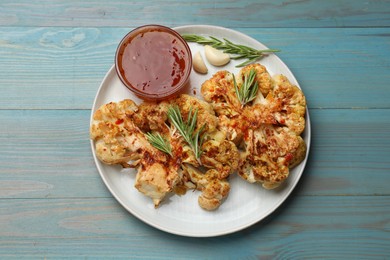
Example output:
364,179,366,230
285,153,293,163
116,25,192,99
115,119,124,125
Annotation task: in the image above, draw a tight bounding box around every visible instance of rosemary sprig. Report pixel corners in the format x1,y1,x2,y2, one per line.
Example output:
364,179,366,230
234,68,259,107
167,105,205,159
181,34,280,67
145,132,172,156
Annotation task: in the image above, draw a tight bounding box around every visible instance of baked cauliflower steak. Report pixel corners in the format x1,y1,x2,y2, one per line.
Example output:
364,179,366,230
90,99,141,165
239,125,306,189
90,100,181,207
201,63,307,189
175,94,240,177
90,94,239,210
174,94,239,209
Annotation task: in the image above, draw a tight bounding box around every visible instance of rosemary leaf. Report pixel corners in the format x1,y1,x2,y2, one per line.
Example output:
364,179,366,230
167,105,205,159
236,57,260,68
234,68,259,106
145,132,172,156
181,34,280,67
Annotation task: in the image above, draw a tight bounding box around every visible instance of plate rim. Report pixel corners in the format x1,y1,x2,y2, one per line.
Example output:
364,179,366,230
90,24,311,237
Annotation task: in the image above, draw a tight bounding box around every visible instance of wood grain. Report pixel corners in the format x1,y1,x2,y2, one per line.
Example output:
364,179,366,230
0,196,389,258
0,109,388,199
0,27,389,109
0,0,389,258
0,0,389,28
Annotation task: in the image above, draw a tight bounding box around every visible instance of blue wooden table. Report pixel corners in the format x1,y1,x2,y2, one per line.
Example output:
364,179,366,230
1,0,389,258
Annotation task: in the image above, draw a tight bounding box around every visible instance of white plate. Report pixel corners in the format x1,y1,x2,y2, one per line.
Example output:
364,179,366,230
90,25,311,237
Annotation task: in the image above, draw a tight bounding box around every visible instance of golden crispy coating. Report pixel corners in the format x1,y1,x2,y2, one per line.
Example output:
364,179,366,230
90,94,239,210
182,165,230,211
198,177,230,211
239,125,306,188
216,115,244,145
130,101,169,133
90,99,180,207
90,99,144,165
175,94,218,134
245,75,306,134
272,74,306,135
239,155,289,190
201,139,240,179
238,63,273,97
288,136,306,169
201,70,241,116
134,151,180,207
175,94,240,177
200,63,307,189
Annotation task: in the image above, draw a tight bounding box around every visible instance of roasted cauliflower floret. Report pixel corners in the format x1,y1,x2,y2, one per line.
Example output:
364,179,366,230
201,70,241,116
201,139,240,179
90,99,144,165
238,125,306,189
238,63,273,97
175,94,218,134
247,74,306,134
135,151,181,207
198,176,230,211
91,94,241,210
175,94,240,177
217,115,245,145
272,74,306,135
91,100,181,208
183,165,230,211
130,101,169,133
239,154,289,189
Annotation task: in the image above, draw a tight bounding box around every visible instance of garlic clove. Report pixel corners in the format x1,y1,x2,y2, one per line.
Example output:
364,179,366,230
204,45,230,66
193,51,208,74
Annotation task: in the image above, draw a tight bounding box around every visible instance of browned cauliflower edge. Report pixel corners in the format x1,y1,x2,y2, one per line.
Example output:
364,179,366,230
200,63,307,189
90,94,239,210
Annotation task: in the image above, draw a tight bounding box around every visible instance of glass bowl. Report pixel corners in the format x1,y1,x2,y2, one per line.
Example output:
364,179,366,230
115,24,192,101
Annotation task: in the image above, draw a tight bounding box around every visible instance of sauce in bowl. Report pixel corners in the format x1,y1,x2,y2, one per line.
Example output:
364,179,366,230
115,25,192,100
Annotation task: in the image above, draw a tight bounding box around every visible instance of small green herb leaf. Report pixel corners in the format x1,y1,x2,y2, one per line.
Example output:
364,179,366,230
145,132,172,156
167,105,205,159
234,68,259,107
181,34,280,67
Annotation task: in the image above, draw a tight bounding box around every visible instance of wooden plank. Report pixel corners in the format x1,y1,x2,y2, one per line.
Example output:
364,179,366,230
248,27,390,109
0,109,389,199
0,0,389,28
0,110,111,198
296,108,390,196
0,27,389,109
0,196,389,258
